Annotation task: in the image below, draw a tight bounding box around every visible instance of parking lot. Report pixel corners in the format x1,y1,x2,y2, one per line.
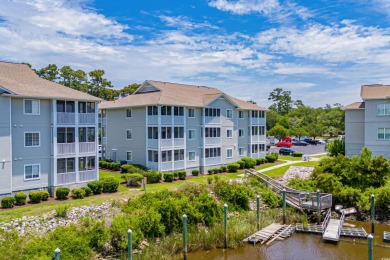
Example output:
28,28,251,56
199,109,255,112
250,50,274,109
269,143,327,155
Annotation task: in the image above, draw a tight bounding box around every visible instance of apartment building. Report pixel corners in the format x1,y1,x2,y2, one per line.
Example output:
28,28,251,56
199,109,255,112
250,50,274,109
343,84,390,158
0,62,101,197
100,80,266,174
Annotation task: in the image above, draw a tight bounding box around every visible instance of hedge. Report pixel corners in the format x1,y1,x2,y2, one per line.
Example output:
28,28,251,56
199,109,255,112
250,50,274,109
71,188,86,199
121,173,143,187
220,166,227,172
163,172,174,182
56,188,70,200
177,170,186,180
241,157,256,168
142,171,162,184
120,164,146,174
40,191,50,201
29,191,43,204
99,160,121,171
1,196,15,208
292,151,303,157
227,163,240,173
101,177,120,193
192,170,199,176
265,153,278,163
212,168,219,174
88,181,103,195
237,160,245,169
207,169,213,174
14,192,27,205
256,158,266,165
81,186,93,197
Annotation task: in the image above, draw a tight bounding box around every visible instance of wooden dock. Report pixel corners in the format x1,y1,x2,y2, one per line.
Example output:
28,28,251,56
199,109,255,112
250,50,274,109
340,227,367,239
323,219,343,241
384,231,390,243
243,223,295,245
295,223,323,234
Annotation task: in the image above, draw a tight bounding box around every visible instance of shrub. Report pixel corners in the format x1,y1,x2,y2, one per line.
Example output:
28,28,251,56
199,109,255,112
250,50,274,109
213,175,221,183
29,191,43,203
192,169,199,176
71,188,86,199
241,157,257,168
101,177,120,193
237,160,245,169
220,166,227,172
1,196,15,208
212,168,219,174
99,160,108,168
100,161,121,171
207,176,213,184
81,186,92,197
326,139,345,156
121,173,143,187
164,172,174,182
177,170,186,180
207,169,213,174
39,191,50,201
88,221,111,251
256,158,266,165
292,151,303,157
142,170,162,184
55,205,69,218
88,181,103,195
121,164,145,174
56,187,70,200
265,153,278,163
227,163,240,173
261,187,282,207
218,168,223,173
111,214,142,249
173,172,179,180
213,181,254,211
14,192,27,205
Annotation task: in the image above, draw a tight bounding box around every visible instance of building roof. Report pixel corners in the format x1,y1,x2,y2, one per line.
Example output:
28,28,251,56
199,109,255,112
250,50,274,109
0,62,101,101
341,102,365,110
361,84,390,100
100,80,266,110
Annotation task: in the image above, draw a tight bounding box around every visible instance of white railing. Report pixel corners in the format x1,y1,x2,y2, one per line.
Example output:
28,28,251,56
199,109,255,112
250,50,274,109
174,116,184,125
161,139,173,148
161,162,172,171
251,135,266,143
147,161,158,170
205,157,221,166
251,153,261,159
102,137,107,145
148,115,158,125
205,116,221,124
161,115,172,125
205,137,221,145
57,112,75,125
174,161,185,170
102,118,107,125
251,117,266,125
57,172,76,185
173,138,185,147
79,170,97,182
79,142,96,153
147,139,158,148
57,143,76,155
79,113,95,124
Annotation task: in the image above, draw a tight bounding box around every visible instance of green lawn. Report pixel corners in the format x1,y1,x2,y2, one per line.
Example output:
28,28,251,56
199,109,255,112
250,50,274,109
263,160,319,178
100,171,128,191
312,154,328,159
278,155,304,161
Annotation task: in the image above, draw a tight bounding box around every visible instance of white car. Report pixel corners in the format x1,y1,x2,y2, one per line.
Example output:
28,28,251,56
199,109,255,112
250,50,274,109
317,139,326,144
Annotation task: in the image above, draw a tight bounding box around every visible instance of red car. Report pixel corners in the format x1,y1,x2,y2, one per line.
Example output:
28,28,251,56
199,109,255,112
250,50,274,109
275,141,293,147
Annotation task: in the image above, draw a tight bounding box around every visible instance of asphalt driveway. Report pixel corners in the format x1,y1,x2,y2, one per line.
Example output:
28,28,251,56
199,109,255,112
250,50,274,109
269,143,327,155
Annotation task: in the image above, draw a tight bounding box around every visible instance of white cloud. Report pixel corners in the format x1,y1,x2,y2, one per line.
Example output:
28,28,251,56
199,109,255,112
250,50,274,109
273,63,332,75
159,15,218,30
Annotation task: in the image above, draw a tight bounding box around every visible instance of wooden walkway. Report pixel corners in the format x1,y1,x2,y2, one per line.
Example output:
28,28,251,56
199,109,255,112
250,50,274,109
323,219,342,241
243,223,295,245
384,231,390,243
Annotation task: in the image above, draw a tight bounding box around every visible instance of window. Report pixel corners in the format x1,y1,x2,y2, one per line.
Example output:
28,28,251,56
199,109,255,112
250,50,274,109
126,129,132,140
239,147,245,156
260,126,265,135
57,100,75,113
126,151,132,161
25,132,40,147
57,158,75,173
260,111,265,118
79,127,95,142
378,128,390,139
252,126,259,136
161,150,172,162
205,127,221,138
227,148,233,158
188,129,195,140
377,104,390,115
148,127,158,139
226,109,233,119
79,102,95,113
205,148,221,158
174,107,184,116
24,100,40,115
174,127,184,138
239,111,244,119
252,144,259,153
24,164,40,180
148,150,159,162
205,108,220,117
227,129,233,138
260,144,265,151
188,108,195,118
161,106,172,115
148,106,158,115
239,129,244,137
126,109,132,118
79,156,95,171
161,127,172,139
188,151,196,161
251,111,258,118
174,149,185,161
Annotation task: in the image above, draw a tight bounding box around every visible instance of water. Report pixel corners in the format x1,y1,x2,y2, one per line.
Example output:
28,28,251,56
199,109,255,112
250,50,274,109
186,221,390,260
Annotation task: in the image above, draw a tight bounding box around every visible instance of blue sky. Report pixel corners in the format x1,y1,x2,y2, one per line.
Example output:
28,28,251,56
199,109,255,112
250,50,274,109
1,0,390,107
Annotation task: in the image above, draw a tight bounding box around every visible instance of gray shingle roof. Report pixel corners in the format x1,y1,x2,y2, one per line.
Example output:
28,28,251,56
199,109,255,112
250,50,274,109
341,102,365,110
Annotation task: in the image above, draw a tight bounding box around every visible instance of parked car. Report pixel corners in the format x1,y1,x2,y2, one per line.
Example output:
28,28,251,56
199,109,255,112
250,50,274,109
275,141,293,147
279,148,296,155
292,140,308,146
317,139,326,144
266,144,271,151
303,138,318,145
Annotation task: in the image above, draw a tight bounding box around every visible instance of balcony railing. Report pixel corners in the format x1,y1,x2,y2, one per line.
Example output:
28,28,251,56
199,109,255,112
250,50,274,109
174,160,185,170
57,112,75,125
147,161,158,170
57,172,76,185
102,137,107,145
79,113,95,124
148,139,158,148
79,170,97,182
250,117,266,125
205,157,221,166
205,137,221,146
173,138,184,147
205,116,221,125
161,162,172,171
161,115,172,125
161,139,172,148
57,143,76,155
79,142,96,153
148,115,158,125
174,116,184,125
251,135,266,143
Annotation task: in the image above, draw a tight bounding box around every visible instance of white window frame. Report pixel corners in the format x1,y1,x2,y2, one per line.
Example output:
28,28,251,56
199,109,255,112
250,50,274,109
188,129,196,140
24,164,40,181
24,131,40,147
126,108,132,118
378,127,390,140
126,129,132,140
126,151,133,161
188,151,196,161
238,111,244,119
24,99,40,115
188,108,195,118
227,148,233,158
239,147,245,156
239,129,244,137
227,128,233,138
226,109,233,119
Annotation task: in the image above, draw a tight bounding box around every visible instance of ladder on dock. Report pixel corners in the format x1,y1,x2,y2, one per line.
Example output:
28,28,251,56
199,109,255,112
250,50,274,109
243,223,295,245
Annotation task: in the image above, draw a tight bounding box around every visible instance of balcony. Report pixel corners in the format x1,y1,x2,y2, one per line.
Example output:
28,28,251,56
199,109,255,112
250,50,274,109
79,113,95,124
174,116,184,125
161,115,172,125
148,139,158,148
161,162,172,171
205,116,221,125
251,135,266,143
79,170,97,182
205,157,221,166
161,139,173,148
101,118,107,125
57,112,75,125
148,115,158,125
174,160,185,170
250,117,266,125
79,142,96,154
147,161,158,170
57,143,76,155
57,172,76,185
102,137,107,145
173,138,184,147
205,137,221,146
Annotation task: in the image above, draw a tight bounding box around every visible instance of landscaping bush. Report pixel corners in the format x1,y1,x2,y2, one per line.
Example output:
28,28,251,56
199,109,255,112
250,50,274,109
56,187,70,200
237,160,245,169
177,170,186,180
241,157,257,168
192,169,199,176
163,172,174,182
173,172,179,180
14,192,27,205
29,191,43,203
207,169,213,174
81,186,93,197
212,168,219,174
121,164,145,174
71,188,86,199
207,176,213,184
121,173,143,187
227,163,240,173
213,181,254,211
100,161,121,171
99,160,108,168
256,158,266,165
220,166,227,172
39,191,50,201
88,181,103,195
265,153,278,163
142,170,162,184
1,196,15,208
292,151,303,157
101,177,120,193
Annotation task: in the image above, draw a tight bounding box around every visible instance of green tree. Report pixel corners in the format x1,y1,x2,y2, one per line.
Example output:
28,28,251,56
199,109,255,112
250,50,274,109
59,66,88,91
268,88,293,115
37,64,59,81
266,109,280,130
88,69,114,99
325,139,345,156
268,124,288,140
120,83,140,97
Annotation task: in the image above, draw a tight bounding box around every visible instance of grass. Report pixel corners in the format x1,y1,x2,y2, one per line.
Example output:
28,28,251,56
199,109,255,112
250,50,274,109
278,155,304,161
100,171,128,191
263,160,320,179
312,154,328,159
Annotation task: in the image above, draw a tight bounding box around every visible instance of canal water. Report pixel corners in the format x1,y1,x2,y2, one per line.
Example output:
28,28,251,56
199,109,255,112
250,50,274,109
186,221,390,260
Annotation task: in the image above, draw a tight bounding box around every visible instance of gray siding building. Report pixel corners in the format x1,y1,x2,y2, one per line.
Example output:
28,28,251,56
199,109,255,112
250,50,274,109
0,62,101,197
100,80,266,174
343,84,390,158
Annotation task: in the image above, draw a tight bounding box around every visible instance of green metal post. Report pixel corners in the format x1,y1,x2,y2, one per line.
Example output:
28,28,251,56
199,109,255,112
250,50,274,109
256,195,260,230
224,204,228,248
143,177,147,191
368,234,373,260
54,248,60,260
282,189,286,224
127,229,132,260
371,194,375,234
183,214,187,260
317,190,321,225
